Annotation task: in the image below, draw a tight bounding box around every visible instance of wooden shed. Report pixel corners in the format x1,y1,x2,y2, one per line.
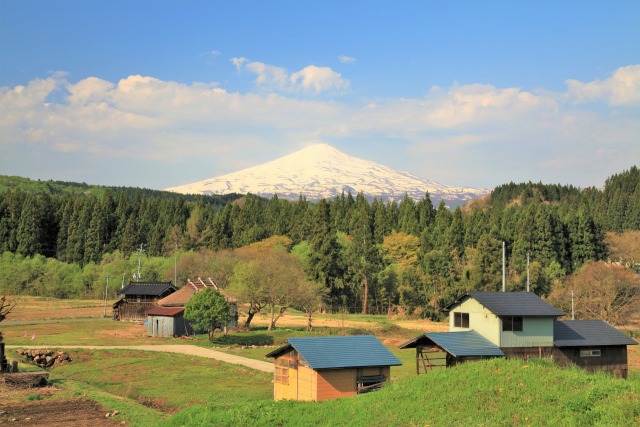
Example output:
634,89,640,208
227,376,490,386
399,330,504,374
112,282,177,321
553,320,638,378
155,277,238,335
146,307,194,337
265,335,402,402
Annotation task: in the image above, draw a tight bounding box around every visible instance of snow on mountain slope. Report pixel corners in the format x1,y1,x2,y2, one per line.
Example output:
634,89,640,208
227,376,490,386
164,144,490,204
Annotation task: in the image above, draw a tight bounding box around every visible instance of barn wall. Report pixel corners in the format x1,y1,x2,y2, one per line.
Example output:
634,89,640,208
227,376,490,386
297,365,316,401
500,317,555,348
316,369,357,400
148,315,177,337
553,346,629,378
450,298,501,346
116,301,156,321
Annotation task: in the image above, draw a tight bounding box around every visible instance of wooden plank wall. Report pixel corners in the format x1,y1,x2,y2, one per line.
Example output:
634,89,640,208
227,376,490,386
553,346,629,378
316,369,357,400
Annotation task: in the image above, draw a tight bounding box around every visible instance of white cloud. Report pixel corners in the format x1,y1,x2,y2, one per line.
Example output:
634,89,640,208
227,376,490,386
339,55,356,63
566,64,640,106
231,58,349,95
0,65,637,189
290,65,350,94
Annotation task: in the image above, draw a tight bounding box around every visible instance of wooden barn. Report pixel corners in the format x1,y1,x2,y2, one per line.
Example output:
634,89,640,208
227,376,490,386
399,330,504,374
146,307,194,337
265,335,402,402
553,320,637,378
149,277,238,337
112,282,176,322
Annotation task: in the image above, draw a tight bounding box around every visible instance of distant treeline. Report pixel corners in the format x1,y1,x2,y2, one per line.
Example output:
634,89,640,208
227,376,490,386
0,166,638,314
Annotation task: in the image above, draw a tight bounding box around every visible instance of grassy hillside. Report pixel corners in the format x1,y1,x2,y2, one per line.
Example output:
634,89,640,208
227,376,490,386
165,358,640,427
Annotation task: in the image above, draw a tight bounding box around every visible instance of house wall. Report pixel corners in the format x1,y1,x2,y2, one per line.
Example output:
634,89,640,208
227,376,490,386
147,315,194,337
449,297,501,346
316,369,358,400
553,346,629,378
500,317,555,348
115,301,156,322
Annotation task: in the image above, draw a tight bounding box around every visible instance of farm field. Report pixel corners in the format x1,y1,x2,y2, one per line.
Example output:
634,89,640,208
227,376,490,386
1,296,639,426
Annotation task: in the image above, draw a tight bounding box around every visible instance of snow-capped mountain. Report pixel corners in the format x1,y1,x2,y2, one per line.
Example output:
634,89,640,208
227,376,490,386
165,144,490,205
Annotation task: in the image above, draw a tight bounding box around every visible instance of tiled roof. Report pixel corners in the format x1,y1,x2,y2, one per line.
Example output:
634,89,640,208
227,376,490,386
266,335,402,370
399,331,504,357
146,307,185,317
554,320,638,347
117,282,177,296
443,291,564,317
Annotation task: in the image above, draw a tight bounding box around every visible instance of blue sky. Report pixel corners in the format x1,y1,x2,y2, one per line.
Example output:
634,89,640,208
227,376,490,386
1,1,638,190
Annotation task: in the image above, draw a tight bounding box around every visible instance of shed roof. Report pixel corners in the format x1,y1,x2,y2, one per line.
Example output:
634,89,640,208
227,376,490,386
553,320,638,347
117,282,177,297
399,331,504,357
265,335,402,370
443,291,564,317
146,307,185,317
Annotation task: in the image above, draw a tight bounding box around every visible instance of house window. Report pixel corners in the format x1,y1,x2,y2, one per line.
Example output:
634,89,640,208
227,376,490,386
579,349,601,357
454,312,469,328
502,316,523,332
274,351,298,384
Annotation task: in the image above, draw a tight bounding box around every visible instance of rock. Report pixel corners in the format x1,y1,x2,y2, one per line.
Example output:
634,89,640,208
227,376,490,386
113,410,119,416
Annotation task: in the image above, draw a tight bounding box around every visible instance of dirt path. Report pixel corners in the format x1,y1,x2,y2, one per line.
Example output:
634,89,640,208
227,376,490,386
7,344,273,372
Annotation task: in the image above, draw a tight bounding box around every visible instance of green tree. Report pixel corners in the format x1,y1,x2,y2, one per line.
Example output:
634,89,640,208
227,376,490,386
184,288,231,341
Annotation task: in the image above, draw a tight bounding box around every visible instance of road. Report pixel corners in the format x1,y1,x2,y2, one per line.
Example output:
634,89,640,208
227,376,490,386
6,344,274,373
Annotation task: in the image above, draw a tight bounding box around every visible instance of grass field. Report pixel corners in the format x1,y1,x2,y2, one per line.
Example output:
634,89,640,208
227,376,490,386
2,296,639,426
165,358,640,427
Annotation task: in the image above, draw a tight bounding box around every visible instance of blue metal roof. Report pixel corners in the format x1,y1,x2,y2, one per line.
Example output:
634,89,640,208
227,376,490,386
266,335,402,370
443,291,564,317
554,320,638,347
399,331,504,357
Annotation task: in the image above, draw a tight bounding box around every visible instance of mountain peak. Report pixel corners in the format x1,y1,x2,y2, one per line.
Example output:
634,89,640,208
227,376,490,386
165,145,490,205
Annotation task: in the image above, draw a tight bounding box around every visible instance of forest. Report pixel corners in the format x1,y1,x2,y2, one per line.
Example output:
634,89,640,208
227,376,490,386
0,166,638,320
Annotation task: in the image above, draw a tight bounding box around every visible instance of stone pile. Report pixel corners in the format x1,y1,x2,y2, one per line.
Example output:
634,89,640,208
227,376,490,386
16,349,73,368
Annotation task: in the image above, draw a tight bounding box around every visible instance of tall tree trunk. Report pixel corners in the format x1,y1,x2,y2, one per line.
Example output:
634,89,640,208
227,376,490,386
244,309,256,328
362,276,369,314
306,311,313,331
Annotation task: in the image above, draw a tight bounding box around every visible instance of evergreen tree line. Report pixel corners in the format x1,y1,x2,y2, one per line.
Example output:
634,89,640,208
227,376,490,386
0,166,638,317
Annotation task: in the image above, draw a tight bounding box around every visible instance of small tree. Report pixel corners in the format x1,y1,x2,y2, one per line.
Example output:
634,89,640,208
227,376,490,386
0,295,16,342
184,288,231,342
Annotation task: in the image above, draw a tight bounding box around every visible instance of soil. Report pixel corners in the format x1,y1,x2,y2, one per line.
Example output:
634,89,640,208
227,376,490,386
0,396,123,427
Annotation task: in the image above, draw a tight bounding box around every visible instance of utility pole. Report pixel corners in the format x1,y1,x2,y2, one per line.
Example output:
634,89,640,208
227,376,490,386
502,241,506,292
103,277,109,317
571,289,575,320
134,243,145,281
527,253,530,292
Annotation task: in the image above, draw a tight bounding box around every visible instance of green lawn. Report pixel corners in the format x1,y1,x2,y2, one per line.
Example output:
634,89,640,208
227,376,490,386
47,349,273,425
165,357,640,427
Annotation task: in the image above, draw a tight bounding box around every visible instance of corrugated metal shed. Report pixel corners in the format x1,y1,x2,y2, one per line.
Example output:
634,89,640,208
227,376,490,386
266,335,402,370
443,291,564,317
118,282,177,296
146,307,185,317
554,320,638,347
399,331,504,357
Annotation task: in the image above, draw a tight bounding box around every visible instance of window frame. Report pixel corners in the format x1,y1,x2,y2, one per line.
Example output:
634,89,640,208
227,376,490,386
579,348,601,358
454,312,470,328
502,316,524,332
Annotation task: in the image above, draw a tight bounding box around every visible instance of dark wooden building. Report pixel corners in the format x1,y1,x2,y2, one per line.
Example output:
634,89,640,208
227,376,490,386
553,320,638,379
113,282,176,322
399,330,504,374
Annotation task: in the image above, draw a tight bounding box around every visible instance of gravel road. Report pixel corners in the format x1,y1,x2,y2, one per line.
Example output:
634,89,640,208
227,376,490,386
7,344,273,372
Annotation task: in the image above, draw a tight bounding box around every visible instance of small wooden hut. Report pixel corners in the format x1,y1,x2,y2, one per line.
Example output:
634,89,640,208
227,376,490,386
149,277,237,337
265,335,401,402
553,320,637,378
399,331,504,374
146,307,194,337
112,282,177,321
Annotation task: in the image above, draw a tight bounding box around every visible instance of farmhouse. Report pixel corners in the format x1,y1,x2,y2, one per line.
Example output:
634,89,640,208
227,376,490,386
266,335,402,401
402,291,637,377
112,282,177,322
147,278,238,337
553,320,637,378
